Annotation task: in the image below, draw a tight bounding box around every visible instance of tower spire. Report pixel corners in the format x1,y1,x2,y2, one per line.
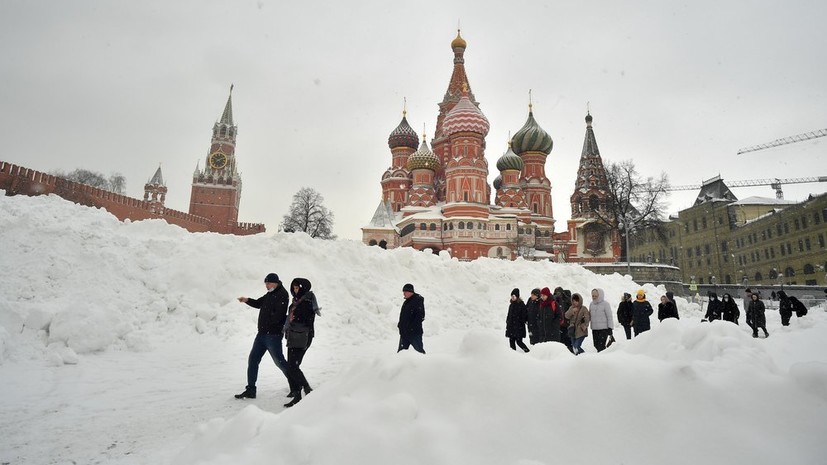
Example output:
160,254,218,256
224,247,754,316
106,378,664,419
220,84,234,125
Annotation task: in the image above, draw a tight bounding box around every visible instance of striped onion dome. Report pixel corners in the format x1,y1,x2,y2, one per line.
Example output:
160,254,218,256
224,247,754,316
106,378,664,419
496,144,524,171
388,115,419,150
407,137,439,171
511,110,553,155
442,94,490,137
492,174,502,190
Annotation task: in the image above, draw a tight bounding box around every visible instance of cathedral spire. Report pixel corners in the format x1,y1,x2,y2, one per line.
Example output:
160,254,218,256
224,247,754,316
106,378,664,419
220,84,234,125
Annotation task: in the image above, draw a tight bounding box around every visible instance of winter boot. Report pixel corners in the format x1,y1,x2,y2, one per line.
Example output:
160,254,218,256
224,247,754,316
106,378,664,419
283,391,302,408
235,386,256,399
303,385,313,395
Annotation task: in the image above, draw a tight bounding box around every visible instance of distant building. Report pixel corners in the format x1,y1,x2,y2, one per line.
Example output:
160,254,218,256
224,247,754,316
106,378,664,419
629,176,827,286
0,87,264,235
362,31,619,262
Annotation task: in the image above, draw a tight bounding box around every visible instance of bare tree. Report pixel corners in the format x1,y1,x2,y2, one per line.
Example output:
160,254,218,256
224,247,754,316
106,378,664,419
53,168,127,194
591,159,670,259
280,187,336,239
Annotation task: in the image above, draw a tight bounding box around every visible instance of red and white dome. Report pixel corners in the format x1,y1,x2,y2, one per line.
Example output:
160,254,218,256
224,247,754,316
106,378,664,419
442,94,490,137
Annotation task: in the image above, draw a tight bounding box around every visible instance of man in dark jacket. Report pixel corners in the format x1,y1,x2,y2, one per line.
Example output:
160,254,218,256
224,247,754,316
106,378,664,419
778,290,793,326
398,283,425,353
235,273,290,399
617,293,634,339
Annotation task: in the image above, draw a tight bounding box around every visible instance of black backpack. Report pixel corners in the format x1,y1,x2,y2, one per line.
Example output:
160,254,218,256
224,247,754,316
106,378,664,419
789,297,808,317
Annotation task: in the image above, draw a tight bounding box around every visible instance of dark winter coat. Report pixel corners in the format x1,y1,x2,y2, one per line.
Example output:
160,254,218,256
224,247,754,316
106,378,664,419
658,300,679,321
287,278,317,347
617,300,634,326
505,299,528,339
554,287,572,329
778,291,793,321
245,284,290,335
539,297,560,342
632,299,654,331
398,293,425,337
526,298,542,344
747,298,767,328
721,294,739,324
704,294,722,321
790,296,808,317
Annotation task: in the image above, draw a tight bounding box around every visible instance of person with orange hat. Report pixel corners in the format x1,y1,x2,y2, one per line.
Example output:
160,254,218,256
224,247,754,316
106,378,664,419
631,289,654,337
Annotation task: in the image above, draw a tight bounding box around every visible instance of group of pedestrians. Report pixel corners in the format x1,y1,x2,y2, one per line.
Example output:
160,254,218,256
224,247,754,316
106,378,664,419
235,273,319,408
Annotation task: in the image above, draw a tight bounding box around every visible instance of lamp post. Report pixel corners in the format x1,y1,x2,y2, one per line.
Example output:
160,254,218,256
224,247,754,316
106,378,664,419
711,275,717,296
622,214,633,277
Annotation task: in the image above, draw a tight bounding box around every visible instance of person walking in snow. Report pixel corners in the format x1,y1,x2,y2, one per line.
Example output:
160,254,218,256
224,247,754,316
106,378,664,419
282,277,316,408
721,293,739,324
505,288,530,352
589,288,614,352
703,292,722,322
397,283,426,354
565,293,590,355
658,295,679,321
617,292,634,339
631,289,654,336
526,288,543,345
747,292,769,338
539,287,561,343
235,272,290,400
554,287,573,352
777,290,793,326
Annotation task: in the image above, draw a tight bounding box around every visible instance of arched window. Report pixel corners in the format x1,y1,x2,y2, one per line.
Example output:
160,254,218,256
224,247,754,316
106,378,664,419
769,269,778,279
754,271,763,282
458,222,465,230
803,263,815,274
725,274,732,284
420,223,426,230
589,195,600,211
785,267,795,277
506,224,512,231
518,228,524,234
466,222,473,230
495,224,500,231
429,223,436,231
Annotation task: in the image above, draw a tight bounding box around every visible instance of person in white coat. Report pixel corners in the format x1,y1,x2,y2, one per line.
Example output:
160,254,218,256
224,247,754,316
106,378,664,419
589,288,614,352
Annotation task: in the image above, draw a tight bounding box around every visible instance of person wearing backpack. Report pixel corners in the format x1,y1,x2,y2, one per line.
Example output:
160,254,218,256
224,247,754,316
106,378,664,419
777,290,793,326
235,273,290,400
505,288,530,352
283,277,316,408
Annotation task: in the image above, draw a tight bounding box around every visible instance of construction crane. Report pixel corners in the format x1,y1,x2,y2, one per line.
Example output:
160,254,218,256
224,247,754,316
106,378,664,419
668,176,827,199
737,128,827,155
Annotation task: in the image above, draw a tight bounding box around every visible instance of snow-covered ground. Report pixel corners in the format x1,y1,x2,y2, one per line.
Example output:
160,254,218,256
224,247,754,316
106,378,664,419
1,193,826,465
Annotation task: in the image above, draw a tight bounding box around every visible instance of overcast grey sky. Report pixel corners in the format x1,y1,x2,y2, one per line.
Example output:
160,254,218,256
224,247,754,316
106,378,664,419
2,0,825,240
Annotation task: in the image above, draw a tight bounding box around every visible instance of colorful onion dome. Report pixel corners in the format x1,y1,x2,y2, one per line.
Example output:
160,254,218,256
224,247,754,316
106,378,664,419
442,93,490,137
493,174,502,190
451,29,467,49
511,110,553,155
496,143,524,172
388,115,419,150
407,137,440,171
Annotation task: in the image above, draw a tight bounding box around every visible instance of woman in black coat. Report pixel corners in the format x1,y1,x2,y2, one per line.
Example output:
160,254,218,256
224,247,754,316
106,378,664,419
616,293,634,339
721,293,739,324
747,292,769,338
526,288,542,345
505,288,530,352
283,277,315,407
777,290,793,326
657,295,679,321
704,292,722,321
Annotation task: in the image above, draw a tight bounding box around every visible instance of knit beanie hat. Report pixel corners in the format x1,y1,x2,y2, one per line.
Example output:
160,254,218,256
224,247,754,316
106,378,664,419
402,283,415,293
511,288,520,298
264,273,280,284
531,288,541,297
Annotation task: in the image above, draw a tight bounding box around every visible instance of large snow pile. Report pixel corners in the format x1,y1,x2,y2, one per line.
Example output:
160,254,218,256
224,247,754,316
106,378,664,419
1,193,826,465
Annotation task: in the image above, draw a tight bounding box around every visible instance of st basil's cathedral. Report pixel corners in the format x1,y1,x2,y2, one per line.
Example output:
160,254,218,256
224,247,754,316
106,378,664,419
362,30,621,262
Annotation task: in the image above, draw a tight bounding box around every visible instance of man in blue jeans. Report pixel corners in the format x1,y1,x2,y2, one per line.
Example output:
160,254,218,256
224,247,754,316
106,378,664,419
397,283,426,353
235,273,290,399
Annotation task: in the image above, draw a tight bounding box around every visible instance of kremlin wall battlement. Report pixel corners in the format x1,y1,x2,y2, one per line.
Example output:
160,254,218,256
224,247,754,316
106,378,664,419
0,161,264,235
